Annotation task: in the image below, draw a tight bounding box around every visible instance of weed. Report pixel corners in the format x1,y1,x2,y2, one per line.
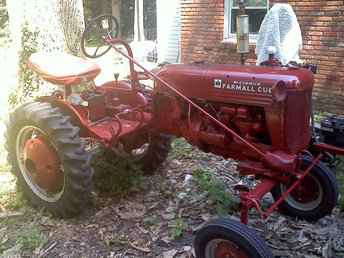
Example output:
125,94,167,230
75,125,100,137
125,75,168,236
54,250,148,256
143,215,160,226
0,172,26,210
8,24,41,108
0,161,10,174
338,176,344,211
169,218,187,239
92,149,143,197
313,111,328,123
169,138,194,159
335,157,344,211
16,227,47,252
6,191,27,210
193,168,239,215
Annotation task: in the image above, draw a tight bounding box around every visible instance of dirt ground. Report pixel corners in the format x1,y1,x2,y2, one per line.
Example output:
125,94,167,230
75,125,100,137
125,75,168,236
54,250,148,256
1,139,344,258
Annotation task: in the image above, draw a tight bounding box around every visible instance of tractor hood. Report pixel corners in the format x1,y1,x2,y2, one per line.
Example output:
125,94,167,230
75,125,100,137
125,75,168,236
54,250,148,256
154,63,314,107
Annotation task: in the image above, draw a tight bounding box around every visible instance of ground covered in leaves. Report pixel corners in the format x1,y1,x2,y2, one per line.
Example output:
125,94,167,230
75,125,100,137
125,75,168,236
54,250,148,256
1,139,344,258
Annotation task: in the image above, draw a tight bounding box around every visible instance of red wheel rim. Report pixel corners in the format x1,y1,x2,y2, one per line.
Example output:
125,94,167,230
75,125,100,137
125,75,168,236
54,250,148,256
205,239,249,258
289,175,320,203
16,126,65,202
281,173,323,211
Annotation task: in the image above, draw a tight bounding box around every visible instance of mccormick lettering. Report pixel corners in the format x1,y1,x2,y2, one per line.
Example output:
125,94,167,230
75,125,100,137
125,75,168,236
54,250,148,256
213,79,272,95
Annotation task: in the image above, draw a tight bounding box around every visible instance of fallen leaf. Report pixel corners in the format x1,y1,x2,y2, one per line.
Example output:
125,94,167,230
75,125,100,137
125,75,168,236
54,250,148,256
163,249,178,258
115,202,146,220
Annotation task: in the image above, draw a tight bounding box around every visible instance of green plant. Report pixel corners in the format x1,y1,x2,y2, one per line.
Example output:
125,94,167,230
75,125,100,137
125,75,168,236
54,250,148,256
0,172,26,210
169,218,187,239
0,191,27,211
193,168,239,215
8,24,40,108
16,227,47,252
313,111,328,123
338,175,344,211
169,138,194,159
92,149,143,197
335,157,344,211
0,161,10,174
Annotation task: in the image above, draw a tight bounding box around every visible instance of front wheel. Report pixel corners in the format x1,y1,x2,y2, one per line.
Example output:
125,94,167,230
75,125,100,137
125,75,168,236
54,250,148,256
271,157,338,221
194,218,274,258
6,102,92,218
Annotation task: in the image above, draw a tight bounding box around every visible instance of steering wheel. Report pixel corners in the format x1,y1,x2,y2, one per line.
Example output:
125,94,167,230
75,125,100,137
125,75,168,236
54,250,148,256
81,14,119,58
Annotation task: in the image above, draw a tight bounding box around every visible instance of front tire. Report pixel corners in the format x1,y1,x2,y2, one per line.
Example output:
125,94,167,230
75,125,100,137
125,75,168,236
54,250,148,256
194,218,273,258
6,102,92,218
271,157,338,221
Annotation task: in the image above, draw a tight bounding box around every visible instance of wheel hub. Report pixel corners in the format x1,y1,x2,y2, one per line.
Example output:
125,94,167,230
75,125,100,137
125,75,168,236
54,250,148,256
23,137,63,193
206,239,249,258
281,173,323,212
215,242,248,258
290,176,320,203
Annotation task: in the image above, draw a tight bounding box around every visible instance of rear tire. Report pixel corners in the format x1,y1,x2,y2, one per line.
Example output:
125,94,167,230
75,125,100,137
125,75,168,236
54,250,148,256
6,102,92,218
271,157,338,221
132,133,171,175
194,218,273,258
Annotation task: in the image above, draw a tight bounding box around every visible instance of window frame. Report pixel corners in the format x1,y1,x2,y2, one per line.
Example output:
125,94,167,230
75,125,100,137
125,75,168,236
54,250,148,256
223,0,269,43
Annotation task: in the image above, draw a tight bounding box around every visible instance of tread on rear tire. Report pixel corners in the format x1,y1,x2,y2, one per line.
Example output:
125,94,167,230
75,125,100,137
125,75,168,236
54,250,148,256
139,133,171,175
6,101,92,218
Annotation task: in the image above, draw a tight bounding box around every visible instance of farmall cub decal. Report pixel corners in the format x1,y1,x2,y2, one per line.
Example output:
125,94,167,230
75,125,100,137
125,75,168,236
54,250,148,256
213,79,272,95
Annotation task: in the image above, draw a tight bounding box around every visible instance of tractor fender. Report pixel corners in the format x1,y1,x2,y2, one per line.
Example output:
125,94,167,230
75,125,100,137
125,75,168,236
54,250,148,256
38,96,97,138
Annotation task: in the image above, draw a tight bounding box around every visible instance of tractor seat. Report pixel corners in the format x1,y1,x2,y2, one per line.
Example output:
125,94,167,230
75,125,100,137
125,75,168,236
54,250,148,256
28,52,101,86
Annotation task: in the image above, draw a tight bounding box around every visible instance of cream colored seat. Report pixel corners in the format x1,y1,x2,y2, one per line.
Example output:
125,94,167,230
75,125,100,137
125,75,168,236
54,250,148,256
28,52,101,86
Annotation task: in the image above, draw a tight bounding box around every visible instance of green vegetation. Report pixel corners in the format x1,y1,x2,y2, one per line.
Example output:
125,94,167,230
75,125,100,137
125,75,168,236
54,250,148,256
168,218,187,240
8,24,40,108
314,111,328,123
0,161,10,174
16,227,47,252
193,168,239,216
0,211,48,255
169,138,194,159
338,175,344,211
92,149,143,197
0,172,26,211
335,157,344,211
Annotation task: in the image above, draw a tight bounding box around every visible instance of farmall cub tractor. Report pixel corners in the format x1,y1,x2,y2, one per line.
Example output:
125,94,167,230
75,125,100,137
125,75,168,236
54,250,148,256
6,14,344,258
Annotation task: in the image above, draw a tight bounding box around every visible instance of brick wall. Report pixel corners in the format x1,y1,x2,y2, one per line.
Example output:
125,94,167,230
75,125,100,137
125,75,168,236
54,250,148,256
180,0,344,113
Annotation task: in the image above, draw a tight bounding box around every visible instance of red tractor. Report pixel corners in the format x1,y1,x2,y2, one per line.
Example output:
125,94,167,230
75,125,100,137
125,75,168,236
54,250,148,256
6,15,343,258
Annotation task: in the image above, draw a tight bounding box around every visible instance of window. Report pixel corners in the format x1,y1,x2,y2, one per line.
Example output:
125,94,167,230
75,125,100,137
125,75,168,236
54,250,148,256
224,0,269,42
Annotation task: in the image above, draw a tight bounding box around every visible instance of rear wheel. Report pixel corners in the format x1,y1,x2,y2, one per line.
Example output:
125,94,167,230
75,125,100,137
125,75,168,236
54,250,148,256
271,157,338,221
130,133,171,175
194,218,273,258
6,102,92,218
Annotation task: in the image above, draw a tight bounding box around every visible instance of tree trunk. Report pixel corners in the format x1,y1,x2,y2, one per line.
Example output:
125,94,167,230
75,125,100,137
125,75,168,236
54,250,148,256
134,0,144,41
58,0,85,56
